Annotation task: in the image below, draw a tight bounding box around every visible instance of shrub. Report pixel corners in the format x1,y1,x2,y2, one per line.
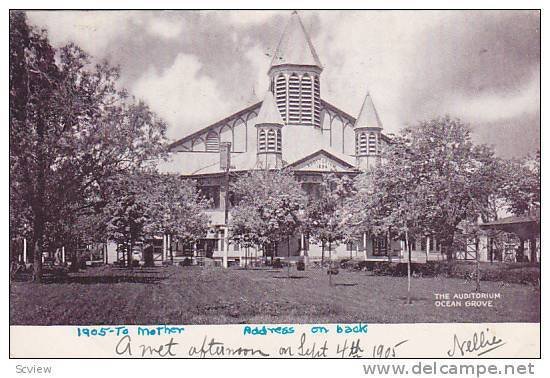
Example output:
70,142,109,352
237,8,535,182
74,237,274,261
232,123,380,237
366,260,539,285
272,258,283,269
178,258,192,267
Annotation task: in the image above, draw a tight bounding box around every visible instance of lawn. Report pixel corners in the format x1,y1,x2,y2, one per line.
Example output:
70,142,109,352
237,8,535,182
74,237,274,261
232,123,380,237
10,265,540,325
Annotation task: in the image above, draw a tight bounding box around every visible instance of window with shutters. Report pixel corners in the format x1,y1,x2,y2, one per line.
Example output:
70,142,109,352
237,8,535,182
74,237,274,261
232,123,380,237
301,74,313,125
368,132,377,154
275,74,287,122
276,129,282,152
288,74,300,123
267,129,276,152
205,131,219,151
356,132,368,155
313,75,321,127
258,130,266,152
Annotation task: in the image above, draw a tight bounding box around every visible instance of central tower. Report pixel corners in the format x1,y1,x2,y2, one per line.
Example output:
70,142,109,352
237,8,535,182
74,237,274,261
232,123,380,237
268,11,322,128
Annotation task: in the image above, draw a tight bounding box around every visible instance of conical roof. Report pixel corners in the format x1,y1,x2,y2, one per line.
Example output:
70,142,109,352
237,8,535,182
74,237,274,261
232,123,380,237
270,11,322,69
255,91,284,125
355,91,383,129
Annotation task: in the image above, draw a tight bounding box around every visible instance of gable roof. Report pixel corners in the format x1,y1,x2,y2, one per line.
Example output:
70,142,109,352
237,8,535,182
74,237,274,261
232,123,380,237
270,11,322,69
287,149,357,171
168,101,262,150
167,98,391,153
355,91,383,129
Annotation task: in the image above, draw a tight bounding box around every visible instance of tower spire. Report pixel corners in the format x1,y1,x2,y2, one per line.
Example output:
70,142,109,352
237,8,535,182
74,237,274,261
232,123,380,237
255,91,284,169
269,11,322,70
355,91,383,130
354,90,383,171
268,11,322,127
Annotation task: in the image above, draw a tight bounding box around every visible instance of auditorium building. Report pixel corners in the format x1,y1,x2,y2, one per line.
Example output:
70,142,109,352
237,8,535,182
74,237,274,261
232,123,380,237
159,11,445,265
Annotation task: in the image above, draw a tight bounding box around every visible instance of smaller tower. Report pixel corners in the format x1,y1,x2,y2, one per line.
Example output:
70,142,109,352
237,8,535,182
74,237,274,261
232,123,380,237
256,91,284,169
354,91,383,171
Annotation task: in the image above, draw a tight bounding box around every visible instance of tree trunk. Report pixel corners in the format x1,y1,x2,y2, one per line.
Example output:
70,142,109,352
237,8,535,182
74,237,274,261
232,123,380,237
405,230,411,305
387,229,392,263
69,242,79,273
328,240,332,287
32,238,43,283
321,241,325,264
287,236,291,278
127,238,133,268
32,217,45,283
169,235,173,263
31,113,48,282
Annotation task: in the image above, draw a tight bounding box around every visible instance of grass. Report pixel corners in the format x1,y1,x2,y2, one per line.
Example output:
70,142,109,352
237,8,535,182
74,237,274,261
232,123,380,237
10,265,540,325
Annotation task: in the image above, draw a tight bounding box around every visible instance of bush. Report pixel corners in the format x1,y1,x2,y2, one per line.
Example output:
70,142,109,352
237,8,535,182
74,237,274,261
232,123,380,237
366,260,540,285
131,260,140,268
178,258,192,267
296,261,305,271
272,258,283,269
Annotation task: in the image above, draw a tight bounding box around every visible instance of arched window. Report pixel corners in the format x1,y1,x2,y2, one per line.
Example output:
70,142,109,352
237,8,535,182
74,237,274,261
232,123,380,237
301,74,313,125
267,129,276,152
258,130,266,152
205,131,219,151
276,129,282,152
288,73,300,123
357,132,367,155
368,132,377,154
275,74,287,121
313,75,321,127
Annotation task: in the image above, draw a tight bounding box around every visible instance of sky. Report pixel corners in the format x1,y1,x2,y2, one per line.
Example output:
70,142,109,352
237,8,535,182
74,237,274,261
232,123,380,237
26,10,540,158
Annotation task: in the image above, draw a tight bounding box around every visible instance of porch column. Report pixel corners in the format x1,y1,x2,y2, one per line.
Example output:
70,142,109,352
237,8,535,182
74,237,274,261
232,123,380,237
62,246,65,264
23,238,27,263
167,234,172,261
363,232,367,261
426,237,431,260
240,241,245,268
162,234,168,261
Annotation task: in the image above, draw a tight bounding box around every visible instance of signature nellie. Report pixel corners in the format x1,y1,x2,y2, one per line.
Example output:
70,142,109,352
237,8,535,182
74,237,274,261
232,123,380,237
447,328,505,357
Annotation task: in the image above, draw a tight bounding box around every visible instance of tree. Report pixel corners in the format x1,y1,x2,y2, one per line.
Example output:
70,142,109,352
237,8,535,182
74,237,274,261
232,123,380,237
144,173,210,261
348,116,501,301
348,140,428,304
230,169,306,275
500,150,540,216
9,12,167,281
304,174,355,285
389,116,501,260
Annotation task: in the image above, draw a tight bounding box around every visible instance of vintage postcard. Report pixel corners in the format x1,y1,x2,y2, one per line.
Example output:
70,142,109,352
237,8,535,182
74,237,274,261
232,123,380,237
9,9,540,361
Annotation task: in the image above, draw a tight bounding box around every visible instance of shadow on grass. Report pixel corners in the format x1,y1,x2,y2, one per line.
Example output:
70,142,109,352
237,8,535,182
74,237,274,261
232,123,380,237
332,283,358,287
35,271,171,285
395,296,430,302
272,276,308,280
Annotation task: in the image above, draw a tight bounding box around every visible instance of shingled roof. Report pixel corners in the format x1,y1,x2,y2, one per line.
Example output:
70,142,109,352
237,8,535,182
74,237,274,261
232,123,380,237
255,91,284,125
270,11,322,70
355,91,383,129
